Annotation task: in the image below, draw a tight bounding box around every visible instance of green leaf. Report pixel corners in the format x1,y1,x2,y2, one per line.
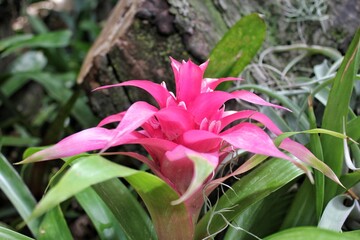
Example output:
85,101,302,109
321,29,360,203
275,129,347,188
224,185,295,240
0,34,33,51
264,227,359,240
280,179,317,229
205,13,266,81
1,30,72,57
29,155,193,239
347,117,360,141
126,173,192,240
195,159,303,239
307,102,325,220
345,230,360,238
38,206,73,240
338,171,360,193
1,136,41,147
0,226,34,240
2,71,97,128
75,187,128,240
0,153,40,237
91,179,153,240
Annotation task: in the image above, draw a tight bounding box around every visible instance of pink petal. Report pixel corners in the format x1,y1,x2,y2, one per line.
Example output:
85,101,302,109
20,128,140,164
188,91,234,123
128,137,178,166
101,101,158,152
170,57,182,72
155,106,195,140
110,151,166,180
232,90,291,111
221,122,292,161
94,80,173,108
199,60,209,72
202,77,241,92
173,59,204,103
220,110,283,134
178,130,222,152
162,145,218,194
97,111,125,127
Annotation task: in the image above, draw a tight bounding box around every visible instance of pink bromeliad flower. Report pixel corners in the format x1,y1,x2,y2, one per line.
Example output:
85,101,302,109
22,58,340,224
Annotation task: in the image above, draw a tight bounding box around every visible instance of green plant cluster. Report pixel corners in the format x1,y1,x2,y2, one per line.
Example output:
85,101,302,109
0,4,359,240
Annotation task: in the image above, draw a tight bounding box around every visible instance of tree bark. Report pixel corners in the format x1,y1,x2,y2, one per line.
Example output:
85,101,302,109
78,0,360,118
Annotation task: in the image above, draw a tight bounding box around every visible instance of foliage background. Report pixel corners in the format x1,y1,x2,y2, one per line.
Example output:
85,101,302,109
0,0,359,239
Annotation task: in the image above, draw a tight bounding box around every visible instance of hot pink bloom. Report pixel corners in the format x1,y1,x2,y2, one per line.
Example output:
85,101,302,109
22,58,339,221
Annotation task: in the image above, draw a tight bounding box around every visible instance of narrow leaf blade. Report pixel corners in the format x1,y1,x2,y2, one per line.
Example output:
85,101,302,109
0,226,34,240
264,227,359,240
321,29,360,202
195,159,303,239
75,187,128,240
0,153,40,237
38,206,73,240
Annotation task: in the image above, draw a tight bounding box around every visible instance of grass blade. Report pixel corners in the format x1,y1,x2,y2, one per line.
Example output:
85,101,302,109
75,186,128,240
308,98,325,219
27,154,196,239
91,179,154,240
38,206,73,240
195,158,303,239
1,30,72,57
280,179,317,229
321,29,360,203
0,226,35,240
264,227,359,240
224,185,295,240
0,153,40,237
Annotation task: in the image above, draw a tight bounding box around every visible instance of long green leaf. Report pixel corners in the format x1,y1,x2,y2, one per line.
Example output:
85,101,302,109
0,226,34,240
205,13,266,80
195,159,303,239
347,117,360,141
0,153,40,237
224,184,295,240
75,186,128,240
3,71,97,128
126,173,192,240
1,136,41,147
91,179,154,240
280,179,317,229
0,34,33,52
1,30,72,57
264,227,359,240
24,148,150,240
321,29,360,203
29,155,156,240
28,155,195,239
308,101,325,220
38,206,73,240
338,171,360,193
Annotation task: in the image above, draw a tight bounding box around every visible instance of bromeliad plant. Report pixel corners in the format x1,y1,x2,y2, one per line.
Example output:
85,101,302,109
20,57,345,239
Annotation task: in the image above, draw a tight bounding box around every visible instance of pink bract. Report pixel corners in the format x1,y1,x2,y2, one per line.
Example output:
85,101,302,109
22,58,336,221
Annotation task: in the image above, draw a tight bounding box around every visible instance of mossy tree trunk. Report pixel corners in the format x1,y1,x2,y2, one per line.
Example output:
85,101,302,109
78,0,360,118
